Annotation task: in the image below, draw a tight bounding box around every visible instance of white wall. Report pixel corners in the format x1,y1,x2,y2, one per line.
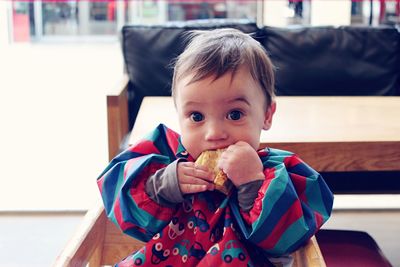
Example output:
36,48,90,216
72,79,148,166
262,0,352,27
311,0,352,26
0,1,11,45
263,0,288,27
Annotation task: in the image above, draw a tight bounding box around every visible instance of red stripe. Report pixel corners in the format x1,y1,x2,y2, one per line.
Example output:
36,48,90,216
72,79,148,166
289,172,307,203
257,199,303,249
242,168,275,225
129,140,160,155
314,211,324,230
257,149,268,157
283,154,303,168
114,193,146,232
129,165,175,221
113,197,124,227
165,128,181,154
123,157,145,180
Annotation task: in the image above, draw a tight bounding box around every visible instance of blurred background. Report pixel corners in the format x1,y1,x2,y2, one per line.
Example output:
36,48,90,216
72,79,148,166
0,0,399,266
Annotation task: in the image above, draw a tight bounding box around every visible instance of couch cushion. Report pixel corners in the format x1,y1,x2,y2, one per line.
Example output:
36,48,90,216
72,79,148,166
261,26,400,96
122,19,259,98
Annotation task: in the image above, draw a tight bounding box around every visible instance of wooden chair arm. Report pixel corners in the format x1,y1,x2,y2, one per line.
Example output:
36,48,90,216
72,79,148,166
293,236,326,267
107,74,130,160
54,201,144,267
53,203,106,267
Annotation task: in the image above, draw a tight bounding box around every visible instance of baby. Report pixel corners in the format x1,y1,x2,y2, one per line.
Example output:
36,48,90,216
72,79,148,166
98,28,333,266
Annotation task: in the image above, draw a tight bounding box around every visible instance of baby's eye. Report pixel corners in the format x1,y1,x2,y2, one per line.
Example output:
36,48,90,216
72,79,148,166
190,112,204,122
227,110,243,121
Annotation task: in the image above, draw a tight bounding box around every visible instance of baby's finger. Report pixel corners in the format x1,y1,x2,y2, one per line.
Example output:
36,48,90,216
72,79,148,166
194,167,214,182
180,175,210,186
193,163,210,172
180,183,208,194
182,163,214,182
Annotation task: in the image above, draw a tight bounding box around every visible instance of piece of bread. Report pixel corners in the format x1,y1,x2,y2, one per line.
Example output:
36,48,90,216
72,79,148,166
195,149,233,195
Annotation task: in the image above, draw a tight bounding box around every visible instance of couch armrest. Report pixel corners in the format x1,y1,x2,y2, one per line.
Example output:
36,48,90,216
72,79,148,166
107,75,130,160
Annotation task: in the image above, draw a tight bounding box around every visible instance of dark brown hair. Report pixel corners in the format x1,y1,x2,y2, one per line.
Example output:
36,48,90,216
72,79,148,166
172,28,275,107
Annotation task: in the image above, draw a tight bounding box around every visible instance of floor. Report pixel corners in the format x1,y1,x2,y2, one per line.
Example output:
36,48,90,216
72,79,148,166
0,43,399,267
0,212,84,267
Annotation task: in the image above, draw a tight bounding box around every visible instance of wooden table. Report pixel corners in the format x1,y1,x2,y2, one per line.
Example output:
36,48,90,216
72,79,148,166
130,96,400,172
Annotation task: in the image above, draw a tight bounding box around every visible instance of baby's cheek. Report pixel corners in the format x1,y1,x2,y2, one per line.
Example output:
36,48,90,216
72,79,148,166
244,135,261,151
181,136,200,159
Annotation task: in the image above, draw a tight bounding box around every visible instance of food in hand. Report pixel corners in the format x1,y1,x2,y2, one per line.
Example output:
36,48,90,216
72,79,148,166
195,149,233,195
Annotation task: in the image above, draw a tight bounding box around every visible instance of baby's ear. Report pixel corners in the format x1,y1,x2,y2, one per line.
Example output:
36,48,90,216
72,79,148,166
263,101,276,130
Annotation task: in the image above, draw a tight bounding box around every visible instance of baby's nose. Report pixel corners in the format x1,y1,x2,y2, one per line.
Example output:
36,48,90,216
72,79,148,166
205,122,228,141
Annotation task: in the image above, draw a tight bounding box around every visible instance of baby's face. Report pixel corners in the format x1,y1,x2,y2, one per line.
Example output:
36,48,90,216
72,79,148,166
175,66,275,159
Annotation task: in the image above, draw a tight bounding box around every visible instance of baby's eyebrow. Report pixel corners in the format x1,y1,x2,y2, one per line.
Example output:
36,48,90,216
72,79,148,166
228,96,251,106
181,101,202,110
182,100,202,109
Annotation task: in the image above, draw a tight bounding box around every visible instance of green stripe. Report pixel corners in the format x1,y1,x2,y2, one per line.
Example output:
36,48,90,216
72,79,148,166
109,209,118,225
305,175,328,221
252,163,290,231
127,192,168,233
113,164,126,203
272,217,308,254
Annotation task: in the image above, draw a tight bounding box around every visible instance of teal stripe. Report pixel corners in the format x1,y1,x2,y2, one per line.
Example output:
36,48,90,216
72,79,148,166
127,192,168,233
305,175,329,221
263,155,288,169
144,125,161,142
109,209,118,225
108,155,172,236
107,164,125,226
252,163,290,231
122,155,172,232
272,217,308,254
113,163,126,203
263,149,293,166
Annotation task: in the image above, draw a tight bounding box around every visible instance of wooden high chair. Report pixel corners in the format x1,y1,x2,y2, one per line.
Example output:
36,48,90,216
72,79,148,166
54,201,326,267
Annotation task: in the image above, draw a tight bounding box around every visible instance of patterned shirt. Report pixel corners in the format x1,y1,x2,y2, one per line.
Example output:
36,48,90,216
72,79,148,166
97,124,334,266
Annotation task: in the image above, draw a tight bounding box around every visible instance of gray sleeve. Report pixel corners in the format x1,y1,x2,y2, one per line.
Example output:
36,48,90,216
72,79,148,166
145,159,185,207
237,180,264,212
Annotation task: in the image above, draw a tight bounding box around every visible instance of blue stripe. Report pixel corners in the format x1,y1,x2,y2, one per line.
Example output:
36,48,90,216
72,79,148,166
250,175,299,244
285,204,316,253
289,161,319,178
98,150,146,179
101,161,126,214
305,174,326,217
120,191,168,241
319,177,334,220
102,153,173,241
124,154,170,179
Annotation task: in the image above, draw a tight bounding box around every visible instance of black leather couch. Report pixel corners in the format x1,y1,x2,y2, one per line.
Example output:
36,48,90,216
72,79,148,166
121,20,399,127
107,19,400,193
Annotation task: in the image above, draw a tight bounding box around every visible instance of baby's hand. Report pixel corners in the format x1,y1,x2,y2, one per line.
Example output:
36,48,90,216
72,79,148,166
177,162,215,194
218,141,265,187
